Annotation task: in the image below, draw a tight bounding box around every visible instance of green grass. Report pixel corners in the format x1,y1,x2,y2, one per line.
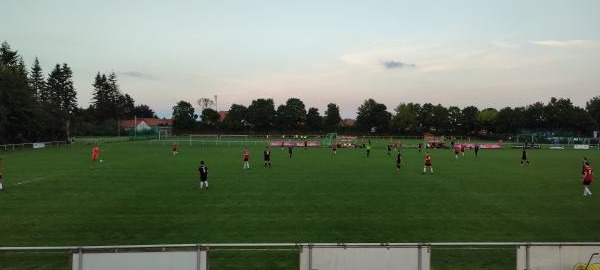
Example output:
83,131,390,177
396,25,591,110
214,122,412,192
0,140,599,269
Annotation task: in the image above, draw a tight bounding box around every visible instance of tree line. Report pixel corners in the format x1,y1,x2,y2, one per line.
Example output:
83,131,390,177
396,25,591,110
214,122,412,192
172,95,600,138
0,41,156,144
2,41,599,144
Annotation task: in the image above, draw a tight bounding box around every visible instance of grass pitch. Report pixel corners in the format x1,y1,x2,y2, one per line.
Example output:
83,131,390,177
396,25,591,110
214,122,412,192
0,140,599,269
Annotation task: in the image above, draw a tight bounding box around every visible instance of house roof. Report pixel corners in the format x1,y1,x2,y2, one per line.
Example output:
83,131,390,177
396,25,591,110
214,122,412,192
218,111,228,122
340,119,356,127
121,118,173,128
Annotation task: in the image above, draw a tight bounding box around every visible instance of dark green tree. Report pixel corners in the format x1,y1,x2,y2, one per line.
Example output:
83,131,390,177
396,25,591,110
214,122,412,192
447,106,462,134
324,103,342,131
391,102,420,134
246,98,275,132
28,57,45,100
134,104,157,118
305,107,322,132
417,103,435,133
222,104,248,132
544,97,574,131
495,107,517,134
585,96,600,129
0,42,39,143
432,104,450,134
460,106,480,135
45,63,77,139
356,98,391,133
275,98,306,132
524,102,546,131
172,100,197,132
201,108,220,126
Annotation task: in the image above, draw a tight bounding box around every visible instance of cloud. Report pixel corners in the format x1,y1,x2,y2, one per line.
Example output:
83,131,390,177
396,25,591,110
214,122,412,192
491,40,519,49
383,60,416,69
117,71,158,80
530,40,586,47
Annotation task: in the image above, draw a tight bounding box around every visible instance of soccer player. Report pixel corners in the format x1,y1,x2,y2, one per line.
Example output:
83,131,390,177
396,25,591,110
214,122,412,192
396,151,403,170
454,145,460,159
582,162,593,197
366,144,372,157
582,157,589,174
91,145,100,163
171,141,178,156
474,144,480,157
387,144,392,156
460,144,466,157
417,142,423,153
332,142,337,155
243,148,250,169
263,146,271,167
423,152,434,174
198,161,208,190
288,145,293,158
0,171,4,191
520,145,530,165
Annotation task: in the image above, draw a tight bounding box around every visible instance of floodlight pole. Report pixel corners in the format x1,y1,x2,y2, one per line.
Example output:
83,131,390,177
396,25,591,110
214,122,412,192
134,116,137,137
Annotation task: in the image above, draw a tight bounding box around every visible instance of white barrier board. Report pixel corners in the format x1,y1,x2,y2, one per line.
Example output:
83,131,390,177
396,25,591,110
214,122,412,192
517,245,600,270
300,246,430,270
72,250,206,270
574,145,590,150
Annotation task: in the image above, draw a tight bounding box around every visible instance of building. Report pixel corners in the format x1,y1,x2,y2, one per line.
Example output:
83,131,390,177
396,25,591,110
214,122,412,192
120,118,173,133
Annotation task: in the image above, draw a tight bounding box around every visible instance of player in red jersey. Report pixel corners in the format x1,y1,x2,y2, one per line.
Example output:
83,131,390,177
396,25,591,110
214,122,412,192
243,148,250,169
91,145,100,163
423,152,434,174
332,142,338,155
460,143,466,157
582,162,593,197
454,145,460,159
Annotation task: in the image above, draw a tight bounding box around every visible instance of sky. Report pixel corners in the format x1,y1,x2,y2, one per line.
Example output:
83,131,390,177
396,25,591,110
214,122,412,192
2,0,600,119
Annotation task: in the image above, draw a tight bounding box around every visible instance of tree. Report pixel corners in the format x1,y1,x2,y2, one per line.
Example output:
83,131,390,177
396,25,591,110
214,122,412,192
0,41,39,143
324,103,342,131
28,57,45,100
275,98,306,132
460,106,480,135
477,108,498,133
134,104,157,118
431,104,450,134
585,96,600,129
45,63,77,139
200,108,220,126
197,97,215,112
570,107,597,135
172,100,197,132
246,98,275,132
545,97,575,131
524,102,546,131
417,103,435,133
447,106,462,134
91,72,135,122
222,104,247,131
495,107,517,134
305,107,322,132
356,99,391,133
391,102,420,134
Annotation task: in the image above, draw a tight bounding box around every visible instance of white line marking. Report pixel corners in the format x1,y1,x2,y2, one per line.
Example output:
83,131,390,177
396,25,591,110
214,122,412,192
12,177,48,186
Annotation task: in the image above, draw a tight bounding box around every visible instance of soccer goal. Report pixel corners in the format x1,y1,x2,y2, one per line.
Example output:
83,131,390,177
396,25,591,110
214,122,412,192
322,133,337,147
219,135,249,142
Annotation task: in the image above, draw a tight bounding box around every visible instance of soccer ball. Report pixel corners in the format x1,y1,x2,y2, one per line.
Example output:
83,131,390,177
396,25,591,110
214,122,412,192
99,160,103,163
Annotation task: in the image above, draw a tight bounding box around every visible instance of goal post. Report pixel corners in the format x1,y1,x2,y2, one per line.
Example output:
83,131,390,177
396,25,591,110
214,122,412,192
323,133,337,147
